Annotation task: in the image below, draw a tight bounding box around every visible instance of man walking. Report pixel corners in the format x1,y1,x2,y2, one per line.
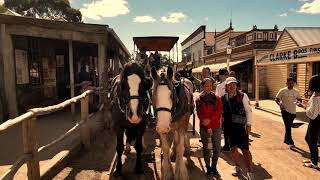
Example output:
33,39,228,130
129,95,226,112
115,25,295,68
216,68,229,97
216,68,230,151
275,78,302,145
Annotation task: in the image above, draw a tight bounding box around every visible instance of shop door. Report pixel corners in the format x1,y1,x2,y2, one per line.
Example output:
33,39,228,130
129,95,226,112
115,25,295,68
56,55,70,99
313,62,320,75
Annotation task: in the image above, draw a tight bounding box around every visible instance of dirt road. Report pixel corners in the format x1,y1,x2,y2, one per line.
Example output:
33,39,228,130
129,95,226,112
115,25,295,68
54,108,320,180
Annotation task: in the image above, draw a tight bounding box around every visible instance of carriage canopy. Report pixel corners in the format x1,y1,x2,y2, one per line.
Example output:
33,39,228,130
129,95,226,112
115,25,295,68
133,36,179,51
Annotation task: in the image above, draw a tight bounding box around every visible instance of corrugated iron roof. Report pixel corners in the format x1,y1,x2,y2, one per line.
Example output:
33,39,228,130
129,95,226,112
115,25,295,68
286,27,320,47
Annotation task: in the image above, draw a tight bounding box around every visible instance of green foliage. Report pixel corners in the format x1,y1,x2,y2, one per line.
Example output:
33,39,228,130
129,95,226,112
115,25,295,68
0,5,6,13
161,54,175,67
3,0,82,22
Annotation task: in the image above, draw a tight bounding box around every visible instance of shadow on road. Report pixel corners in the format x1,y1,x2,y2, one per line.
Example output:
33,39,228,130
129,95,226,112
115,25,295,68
187,158,207,179
252,163,272,179
250,131,261,138
61,129,117,180
109,154,156,180
292,122,305,128
290,145,310,159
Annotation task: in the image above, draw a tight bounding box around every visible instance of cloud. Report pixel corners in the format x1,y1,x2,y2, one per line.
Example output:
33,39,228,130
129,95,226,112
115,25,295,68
80,0,129,21
133,16,156,23
204,17,209,21
161,12,187,23
280,12,288,17
298,0,320,14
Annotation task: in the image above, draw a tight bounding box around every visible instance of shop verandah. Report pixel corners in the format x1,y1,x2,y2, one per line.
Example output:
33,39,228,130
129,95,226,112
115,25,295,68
255,43,320,110
0,14,130,122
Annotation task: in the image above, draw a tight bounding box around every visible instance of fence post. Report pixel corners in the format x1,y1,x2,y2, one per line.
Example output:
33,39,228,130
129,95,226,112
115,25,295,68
80,95,91,149
22,117,40,180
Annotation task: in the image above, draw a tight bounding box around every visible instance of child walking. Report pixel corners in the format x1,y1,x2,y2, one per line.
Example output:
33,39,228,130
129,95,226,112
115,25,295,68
196,78,223,178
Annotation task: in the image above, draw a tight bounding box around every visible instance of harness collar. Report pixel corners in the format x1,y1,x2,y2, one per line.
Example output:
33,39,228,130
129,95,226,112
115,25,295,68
130,95,139,100
156,107,172,113
155,80,177,114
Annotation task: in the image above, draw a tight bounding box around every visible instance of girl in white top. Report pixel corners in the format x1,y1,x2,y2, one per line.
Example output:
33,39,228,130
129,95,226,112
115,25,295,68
299,75,320,168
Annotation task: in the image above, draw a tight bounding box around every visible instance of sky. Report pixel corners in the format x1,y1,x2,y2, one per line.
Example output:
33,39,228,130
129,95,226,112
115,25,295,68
8,0,320,61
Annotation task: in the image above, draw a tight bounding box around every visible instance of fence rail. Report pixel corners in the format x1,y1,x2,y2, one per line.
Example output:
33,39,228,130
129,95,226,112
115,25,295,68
0,88,100,180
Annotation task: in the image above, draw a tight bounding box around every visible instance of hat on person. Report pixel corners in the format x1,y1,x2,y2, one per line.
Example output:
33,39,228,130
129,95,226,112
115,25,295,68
225,77,238,85
218,68,229,75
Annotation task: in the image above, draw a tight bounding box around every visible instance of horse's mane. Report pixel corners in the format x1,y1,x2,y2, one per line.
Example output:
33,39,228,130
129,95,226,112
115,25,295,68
120,61,145,82
110,61,147,105
152,67,174,107
152,66,193,122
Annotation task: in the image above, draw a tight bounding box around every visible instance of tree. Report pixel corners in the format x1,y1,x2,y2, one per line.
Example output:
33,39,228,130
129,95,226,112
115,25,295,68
0,4,6,13
4,0,82,22
161,54,174,67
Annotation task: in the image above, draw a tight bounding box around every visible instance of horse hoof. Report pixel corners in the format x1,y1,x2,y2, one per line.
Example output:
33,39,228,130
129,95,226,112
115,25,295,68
113,170,122,177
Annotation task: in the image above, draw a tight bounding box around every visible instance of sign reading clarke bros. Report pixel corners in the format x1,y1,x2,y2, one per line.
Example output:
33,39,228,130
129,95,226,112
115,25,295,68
257,44,320,65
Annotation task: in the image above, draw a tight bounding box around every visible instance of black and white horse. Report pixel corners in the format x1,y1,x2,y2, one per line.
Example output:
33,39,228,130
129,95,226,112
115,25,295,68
110,62,152,176
151,66,194,180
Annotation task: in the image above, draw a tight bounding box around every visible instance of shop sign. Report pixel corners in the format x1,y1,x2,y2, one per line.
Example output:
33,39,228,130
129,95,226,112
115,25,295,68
15,49,29,84
257,44,320,65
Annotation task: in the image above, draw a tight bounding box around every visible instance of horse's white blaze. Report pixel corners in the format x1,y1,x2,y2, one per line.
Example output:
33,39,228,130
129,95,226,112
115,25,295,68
127,74,141,124
156,85,172,133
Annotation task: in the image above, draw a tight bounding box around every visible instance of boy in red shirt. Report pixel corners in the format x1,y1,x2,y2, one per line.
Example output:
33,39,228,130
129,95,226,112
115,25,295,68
196,78,223,178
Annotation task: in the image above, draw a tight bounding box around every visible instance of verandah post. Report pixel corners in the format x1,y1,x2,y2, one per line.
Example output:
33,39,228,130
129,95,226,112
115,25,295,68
22,117,40,180
80,95,91,149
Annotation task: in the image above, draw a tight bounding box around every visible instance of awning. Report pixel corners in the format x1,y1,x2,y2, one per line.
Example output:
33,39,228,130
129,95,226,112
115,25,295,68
133,36,179,51
192,59,249,73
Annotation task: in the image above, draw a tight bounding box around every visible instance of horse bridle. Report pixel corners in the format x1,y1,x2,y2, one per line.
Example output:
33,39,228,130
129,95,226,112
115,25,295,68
117,92,141,108
155,81,177,114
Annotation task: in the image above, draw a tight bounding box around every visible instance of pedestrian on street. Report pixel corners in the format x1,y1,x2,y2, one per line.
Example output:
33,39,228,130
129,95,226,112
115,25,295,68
216,68,229,97
275,78,302,145
216,68,231,152
193,67,216,92
196,78,223,178
229,70,240,88
299,75,320,169
221,77,254,179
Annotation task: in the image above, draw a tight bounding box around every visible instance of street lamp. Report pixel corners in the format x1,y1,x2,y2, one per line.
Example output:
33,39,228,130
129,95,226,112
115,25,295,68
183,53,187,62
226,43,232,71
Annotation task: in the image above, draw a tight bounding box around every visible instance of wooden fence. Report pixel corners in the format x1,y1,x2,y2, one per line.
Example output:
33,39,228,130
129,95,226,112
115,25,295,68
0,89,99,180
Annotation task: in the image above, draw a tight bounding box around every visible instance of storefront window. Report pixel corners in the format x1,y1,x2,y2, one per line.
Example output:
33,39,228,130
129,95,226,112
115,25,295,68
29,62,41,84
28,39,42,85
289,64,297,81
313,62,320,75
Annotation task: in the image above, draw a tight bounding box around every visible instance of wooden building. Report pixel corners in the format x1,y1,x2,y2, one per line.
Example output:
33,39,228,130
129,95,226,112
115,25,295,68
180,25,217,69
195,24,280,97
0,14,129,121
255,27,320,105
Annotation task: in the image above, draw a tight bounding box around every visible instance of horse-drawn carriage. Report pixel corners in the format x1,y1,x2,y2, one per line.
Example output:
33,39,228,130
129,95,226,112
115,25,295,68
108,36,195,180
